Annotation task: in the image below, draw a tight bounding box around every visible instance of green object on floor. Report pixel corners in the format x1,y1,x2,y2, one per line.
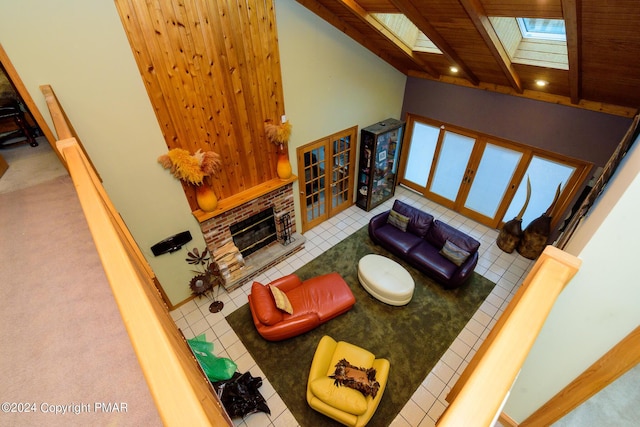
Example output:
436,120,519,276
227,225,497,426
187,334,237,382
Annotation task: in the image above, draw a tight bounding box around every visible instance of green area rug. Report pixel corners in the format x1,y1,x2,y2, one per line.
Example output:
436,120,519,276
226,225,496,426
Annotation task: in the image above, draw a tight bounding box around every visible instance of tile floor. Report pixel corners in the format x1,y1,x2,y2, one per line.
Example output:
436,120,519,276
170,185,535,427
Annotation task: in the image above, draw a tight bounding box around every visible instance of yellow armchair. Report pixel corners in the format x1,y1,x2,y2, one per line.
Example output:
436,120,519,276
306,335,390,427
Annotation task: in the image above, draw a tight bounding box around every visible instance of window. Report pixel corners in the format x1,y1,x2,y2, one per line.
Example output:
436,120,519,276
490,17,568,70
517,18,566,41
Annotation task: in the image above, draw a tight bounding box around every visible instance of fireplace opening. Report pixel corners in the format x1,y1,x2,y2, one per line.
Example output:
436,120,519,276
230,207,278,257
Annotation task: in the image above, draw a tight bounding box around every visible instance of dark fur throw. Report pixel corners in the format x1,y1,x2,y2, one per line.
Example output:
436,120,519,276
330,358,380,398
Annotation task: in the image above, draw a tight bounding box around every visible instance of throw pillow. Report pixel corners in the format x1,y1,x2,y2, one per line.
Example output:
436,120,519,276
269,285,293,314
387,209,410,232
440,239,471,266
330,358,380,398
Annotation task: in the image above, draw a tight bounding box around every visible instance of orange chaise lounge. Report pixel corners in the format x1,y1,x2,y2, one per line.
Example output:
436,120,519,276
248,272,356,341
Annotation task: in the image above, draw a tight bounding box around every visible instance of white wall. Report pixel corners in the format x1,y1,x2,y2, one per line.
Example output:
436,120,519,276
504,132,640,421
0,0,405,306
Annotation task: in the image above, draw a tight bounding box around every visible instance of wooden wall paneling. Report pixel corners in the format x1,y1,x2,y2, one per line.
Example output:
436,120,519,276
206,0,248,191
170,1,212,152
245,0,286,180
146,1,199,148
481,0,563,18
115,0,285,211
175,0,239,198
189,0,240,197
220,0,265,188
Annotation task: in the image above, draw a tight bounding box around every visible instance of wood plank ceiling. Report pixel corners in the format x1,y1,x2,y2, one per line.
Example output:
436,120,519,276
296,0,640,117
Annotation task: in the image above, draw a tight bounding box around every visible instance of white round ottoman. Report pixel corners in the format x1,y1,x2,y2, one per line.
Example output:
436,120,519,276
358,254,415,306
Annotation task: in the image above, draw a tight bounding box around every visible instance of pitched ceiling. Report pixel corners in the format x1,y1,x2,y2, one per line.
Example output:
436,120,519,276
295,0,640,117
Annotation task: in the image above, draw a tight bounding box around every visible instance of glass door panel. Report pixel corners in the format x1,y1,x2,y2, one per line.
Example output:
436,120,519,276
429,131,475,203
330,133,354,216
300,143,327,230
403,122,439,188
503,155,576,227
464,143,523,219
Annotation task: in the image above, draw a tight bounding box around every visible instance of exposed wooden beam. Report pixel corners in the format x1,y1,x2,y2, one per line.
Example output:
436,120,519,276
295,0,420,75
336,0,439,78
562,0,581,104
459,0,523,93
389,0,480,86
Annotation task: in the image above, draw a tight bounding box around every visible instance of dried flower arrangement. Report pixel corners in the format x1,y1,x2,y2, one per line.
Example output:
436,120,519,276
185,247,224,313
264,120,292,152
158,148,222,186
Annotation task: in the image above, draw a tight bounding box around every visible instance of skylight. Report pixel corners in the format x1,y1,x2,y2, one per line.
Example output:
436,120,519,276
517,18,566,41
491,17,568,70
372,13,441,54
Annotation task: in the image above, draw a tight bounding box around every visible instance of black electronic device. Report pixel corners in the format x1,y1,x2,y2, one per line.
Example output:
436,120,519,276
151,231,192,256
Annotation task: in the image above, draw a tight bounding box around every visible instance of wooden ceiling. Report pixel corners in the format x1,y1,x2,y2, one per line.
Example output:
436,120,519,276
295,0,640,117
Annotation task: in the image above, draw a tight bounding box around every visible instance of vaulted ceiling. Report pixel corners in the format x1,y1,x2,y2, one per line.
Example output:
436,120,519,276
295,0,640,117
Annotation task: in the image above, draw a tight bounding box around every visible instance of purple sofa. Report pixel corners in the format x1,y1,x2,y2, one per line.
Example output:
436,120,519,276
368,200,480,289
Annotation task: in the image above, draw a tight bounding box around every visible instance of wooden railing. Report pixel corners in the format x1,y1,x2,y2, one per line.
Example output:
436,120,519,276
42,87,231,426
437,246,581,427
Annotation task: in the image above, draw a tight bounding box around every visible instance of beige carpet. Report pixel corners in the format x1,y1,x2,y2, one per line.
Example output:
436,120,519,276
0,138,68,194
0,175,161,426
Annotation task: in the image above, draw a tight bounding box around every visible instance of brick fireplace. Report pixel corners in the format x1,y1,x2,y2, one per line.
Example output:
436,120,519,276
198,181,305,290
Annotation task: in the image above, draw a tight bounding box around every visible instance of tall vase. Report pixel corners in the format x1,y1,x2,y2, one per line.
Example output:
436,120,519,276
497,218,523,253
517,214,551,259
517,182,562,259
276,143,292,180
196,184,218,212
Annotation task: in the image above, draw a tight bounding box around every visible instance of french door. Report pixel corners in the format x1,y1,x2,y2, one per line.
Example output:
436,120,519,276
297,127,357,232
399,114,590,229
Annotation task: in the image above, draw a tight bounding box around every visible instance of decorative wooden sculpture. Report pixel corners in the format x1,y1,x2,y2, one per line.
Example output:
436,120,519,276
497,177,530,253
517,183,562,259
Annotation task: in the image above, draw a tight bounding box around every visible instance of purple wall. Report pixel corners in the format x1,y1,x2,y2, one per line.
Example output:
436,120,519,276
401,77,632,166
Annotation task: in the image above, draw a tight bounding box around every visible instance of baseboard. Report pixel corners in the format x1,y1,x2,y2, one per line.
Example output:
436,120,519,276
499,412,519,427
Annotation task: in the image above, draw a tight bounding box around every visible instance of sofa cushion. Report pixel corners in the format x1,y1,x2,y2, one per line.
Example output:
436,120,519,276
439,240,471,266
310,377,368,415
409,241,458,282
288,273,355,321
387,209,409,232
425,220,480,254
391,200,434,238
251,282,283,326
372,223,423,255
